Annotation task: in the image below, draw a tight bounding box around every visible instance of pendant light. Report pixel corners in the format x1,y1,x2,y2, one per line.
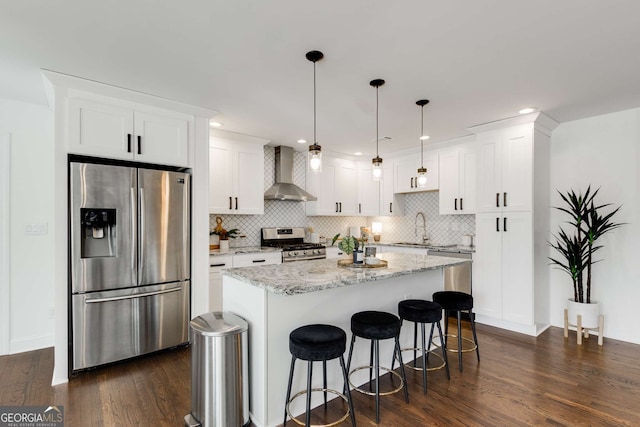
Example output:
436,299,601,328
416,99,430,187
306,50,324,173
370,79,385,181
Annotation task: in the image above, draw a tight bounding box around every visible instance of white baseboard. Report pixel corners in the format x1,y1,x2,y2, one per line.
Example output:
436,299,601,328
475,314,550,337
10,334,54,355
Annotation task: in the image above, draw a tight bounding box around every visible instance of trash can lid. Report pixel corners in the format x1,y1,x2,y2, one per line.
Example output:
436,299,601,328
190,311,248,336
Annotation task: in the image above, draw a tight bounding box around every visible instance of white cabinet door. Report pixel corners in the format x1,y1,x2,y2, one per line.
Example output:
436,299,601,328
209,136,265,215
476,125,532,213
69,98,134,160
380,161,404,216
501,212,533,324
459,146,477,213
438,149,460,215
134,111,189,167
501,126,532,212
357,163,380,216
473,213,505,319
394,154,439,193
232,252,281,268
473,212,533,325
235,145,265,214
209,140,234,212
336,162,358,215
69,98,191,166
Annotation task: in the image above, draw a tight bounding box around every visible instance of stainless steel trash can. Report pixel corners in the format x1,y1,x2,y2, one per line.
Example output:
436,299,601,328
184,312,249,427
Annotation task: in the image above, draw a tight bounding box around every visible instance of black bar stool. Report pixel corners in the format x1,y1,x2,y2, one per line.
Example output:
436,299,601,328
283,324,356,427
346,311,409,424
432,291,480,372
392,299,450,394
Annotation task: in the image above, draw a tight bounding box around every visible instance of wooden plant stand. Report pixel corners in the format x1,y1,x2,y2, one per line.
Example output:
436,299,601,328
564,309,604,346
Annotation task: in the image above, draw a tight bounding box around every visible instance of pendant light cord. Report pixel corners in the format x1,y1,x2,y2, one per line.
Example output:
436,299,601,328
420,104,424,168
313,60,317,144
376,85,379,157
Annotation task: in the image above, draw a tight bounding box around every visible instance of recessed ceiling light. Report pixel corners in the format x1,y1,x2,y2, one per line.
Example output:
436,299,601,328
210,121,223,127
297,139,307,144
420,135,430,140
354,152,362,156
519,107,537,115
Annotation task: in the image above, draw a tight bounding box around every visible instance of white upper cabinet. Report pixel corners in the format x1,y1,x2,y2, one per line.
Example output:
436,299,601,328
306,157,358,216
357,162,380,216
393,153,439,193
476,124,533,213
209,131,268,215
439,142,477,215
69,97,190,167
380,161,404,216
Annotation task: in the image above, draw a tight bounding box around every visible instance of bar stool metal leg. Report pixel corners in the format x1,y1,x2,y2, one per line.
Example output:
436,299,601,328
306,361,313,427
420,322,427,394
374,339,380,423
470,310,480,361
436,321,450,380
284,355,296,426
323,360,328,407
339,356,357,427
457,310,463,372
394,336,409,403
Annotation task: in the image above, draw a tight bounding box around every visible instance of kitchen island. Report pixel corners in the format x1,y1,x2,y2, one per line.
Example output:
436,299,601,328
223,252,470,427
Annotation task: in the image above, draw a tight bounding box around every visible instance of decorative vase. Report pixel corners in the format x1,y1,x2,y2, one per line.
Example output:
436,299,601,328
567,299,600,329
353,250,363,264
219,239,230,252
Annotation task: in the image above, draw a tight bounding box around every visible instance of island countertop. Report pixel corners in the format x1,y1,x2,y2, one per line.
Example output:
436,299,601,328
223,252,470,296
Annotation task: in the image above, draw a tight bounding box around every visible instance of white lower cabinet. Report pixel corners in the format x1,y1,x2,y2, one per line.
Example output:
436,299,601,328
473,212,533,326
209,252,281,312
208,255,233,312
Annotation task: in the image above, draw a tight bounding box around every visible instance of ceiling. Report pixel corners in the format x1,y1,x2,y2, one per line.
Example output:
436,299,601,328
2,1,640,157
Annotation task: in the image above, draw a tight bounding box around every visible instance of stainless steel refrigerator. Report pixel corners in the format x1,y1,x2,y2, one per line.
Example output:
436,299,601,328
70,161,190,371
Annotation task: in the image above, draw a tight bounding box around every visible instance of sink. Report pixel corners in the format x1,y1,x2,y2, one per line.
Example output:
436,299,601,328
389,242,431,247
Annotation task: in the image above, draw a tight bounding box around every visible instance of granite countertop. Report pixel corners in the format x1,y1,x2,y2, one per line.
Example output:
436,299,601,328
210,246,282,256
373,242,475,253
223,252,471,296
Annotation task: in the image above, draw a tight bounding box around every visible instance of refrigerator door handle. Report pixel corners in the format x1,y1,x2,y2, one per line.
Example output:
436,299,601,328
130,187,137,284
139,187,146,284
85,286,182,304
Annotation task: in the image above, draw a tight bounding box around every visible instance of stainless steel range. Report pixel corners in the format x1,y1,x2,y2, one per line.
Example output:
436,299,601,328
261,227,326,262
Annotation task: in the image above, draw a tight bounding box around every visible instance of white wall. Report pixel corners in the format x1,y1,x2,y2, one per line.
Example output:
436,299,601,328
0,98,55,353
550,108,640,344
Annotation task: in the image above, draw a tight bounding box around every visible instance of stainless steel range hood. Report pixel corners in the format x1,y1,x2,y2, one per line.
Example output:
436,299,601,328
264,146,317,201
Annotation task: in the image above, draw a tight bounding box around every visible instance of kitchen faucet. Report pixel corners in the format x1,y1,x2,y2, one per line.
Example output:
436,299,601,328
414,212,428,243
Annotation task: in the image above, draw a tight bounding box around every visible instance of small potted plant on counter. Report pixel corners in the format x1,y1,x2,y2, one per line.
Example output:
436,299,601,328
338,235,363,264
549,186,623,345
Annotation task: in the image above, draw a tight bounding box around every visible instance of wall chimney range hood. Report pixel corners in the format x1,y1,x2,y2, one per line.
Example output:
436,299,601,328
264,146,317,201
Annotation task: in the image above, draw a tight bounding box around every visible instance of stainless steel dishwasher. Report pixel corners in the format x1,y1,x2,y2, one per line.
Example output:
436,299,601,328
428,249,472,295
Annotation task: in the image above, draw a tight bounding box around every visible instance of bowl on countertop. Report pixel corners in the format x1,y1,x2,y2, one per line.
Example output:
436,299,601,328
365,256,380,265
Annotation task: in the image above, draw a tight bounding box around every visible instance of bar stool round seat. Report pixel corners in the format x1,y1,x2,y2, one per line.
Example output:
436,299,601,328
347,311,409,424
283,324,356,427
432,291,480,373
398,299,443,324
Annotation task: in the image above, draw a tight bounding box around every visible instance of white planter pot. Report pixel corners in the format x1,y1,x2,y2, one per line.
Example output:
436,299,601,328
209,234,220,249
567,299,600,329
219,239,230,252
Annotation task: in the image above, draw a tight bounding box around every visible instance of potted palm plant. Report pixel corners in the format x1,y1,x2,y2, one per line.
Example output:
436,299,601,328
549,186,623,332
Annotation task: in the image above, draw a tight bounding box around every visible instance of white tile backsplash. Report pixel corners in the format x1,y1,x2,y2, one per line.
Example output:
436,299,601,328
210,146,475,247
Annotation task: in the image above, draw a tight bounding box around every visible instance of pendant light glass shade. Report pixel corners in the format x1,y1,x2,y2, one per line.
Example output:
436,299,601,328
306,50,324,173
416,99,430,188
371,79,385,181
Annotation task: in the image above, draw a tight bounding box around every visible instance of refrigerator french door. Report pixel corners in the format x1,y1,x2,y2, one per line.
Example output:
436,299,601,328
70,161,190,371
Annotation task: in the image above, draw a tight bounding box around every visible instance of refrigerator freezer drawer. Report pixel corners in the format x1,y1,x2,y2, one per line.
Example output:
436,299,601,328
72,281,190,371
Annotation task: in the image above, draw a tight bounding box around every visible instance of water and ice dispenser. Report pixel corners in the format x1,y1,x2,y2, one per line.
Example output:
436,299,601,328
80,208,117,258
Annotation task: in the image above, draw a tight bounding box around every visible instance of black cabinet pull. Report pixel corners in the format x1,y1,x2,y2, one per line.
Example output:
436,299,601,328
335,202,339,213
504,217,507,232
252,259,266,263
496,217,500,232
358,203,361,214
454,199,458,211
339,202,342,212
229,196,232,210
127,134,132,153
137,135,141,155
503,192,507,207
390,202,393,213
235,197,238,210
460,198,463,210
210,263,227,267
496,193,500,207
410,177,414,188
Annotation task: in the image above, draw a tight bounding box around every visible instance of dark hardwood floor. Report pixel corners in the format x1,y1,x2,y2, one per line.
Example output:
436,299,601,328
2,322,639,426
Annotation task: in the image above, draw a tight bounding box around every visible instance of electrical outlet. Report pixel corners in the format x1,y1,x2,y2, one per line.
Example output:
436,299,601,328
25,222,48,235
